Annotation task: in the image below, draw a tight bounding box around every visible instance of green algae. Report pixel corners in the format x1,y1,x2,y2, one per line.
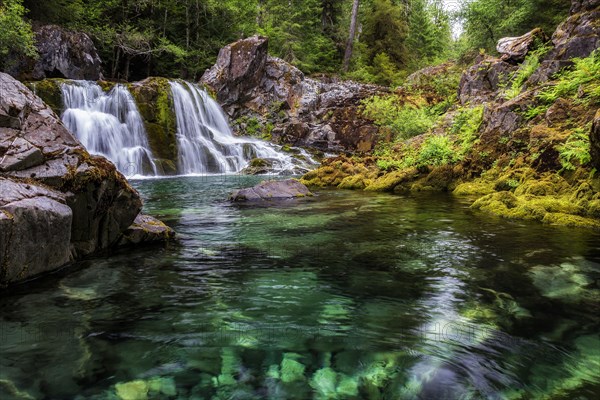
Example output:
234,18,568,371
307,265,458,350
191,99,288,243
115,380,149,400
280,353,306,383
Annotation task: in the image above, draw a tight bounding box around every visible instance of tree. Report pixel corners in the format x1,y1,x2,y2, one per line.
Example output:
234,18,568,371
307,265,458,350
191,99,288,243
0,0,37,71
362,0,409,66
342,0,359,72
459,0,570,53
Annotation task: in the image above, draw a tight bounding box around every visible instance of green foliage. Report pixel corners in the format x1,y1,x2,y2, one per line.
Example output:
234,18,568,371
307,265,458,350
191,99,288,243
406,0,452,71
504,45,549,100
537,51,600,105
451,106,484,156
362,95,439,140
526,51,600,117
556,128,592,171
417,135,455,167
362,0,409,67
0,0,37,69
459,0,569,53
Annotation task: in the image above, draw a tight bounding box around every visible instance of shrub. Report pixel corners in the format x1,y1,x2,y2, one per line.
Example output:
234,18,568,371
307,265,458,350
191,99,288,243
417,135,455,167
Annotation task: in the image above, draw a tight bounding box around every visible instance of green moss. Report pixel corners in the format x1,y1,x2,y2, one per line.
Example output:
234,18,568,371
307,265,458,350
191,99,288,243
454,181,495,196
129,77,178,164
365,168,419,192
542,212,600,228
338,174,370,190
26,79,65,114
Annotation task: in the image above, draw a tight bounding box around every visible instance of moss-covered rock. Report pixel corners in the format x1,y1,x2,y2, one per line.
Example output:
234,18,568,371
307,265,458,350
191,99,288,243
128,77,178,173
25,79,65,115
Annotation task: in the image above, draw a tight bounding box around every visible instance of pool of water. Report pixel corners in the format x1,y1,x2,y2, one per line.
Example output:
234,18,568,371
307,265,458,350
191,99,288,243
1,176,599,399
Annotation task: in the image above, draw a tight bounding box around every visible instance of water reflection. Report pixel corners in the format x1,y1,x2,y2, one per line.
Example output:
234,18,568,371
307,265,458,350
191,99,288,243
0,176,599,399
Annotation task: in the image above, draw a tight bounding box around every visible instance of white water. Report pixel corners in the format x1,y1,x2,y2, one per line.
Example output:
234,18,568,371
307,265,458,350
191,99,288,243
61,81,158,177
170,81,315,175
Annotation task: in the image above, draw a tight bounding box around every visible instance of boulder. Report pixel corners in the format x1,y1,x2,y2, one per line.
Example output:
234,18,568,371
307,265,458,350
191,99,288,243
497,28,547,63
229,179,313,202
0,178,72,283
0,72,171,285
591,109,600,169
201,37,386,153
202,36,269,107
458,56,517,105
117,214,175,246
7,24,102,81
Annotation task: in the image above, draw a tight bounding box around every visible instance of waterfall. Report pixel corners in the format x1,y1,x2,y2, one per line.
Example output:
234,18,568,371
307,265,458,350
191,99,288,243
61,81,158,177
170,81,314,175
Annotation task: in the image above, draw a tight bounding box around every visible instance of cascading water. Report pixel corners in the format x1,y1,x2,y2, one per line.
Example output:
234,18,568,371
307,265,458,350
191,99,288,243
61,81,158,177
170,81,315,175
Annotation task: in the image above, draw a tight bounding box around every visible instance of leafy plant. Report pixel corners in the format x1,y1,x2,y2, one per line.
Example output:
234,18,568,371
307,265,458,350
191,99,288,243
556,128,592,171
417,135,455,167
504,46,549,100
451,106,484,157
362,95,439,141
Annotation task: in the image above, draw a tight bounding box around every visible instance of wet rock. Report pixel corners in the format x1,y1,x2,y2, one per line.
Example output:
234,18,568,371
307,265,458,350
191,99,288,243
458,57,517,105
117,214,175,246
202,36,386,152
497,28,547,63
128,77,178,174
240,158,273,175
0,72,172,285
7,25,102,81
0,178,72,284
591,109,600,169
229,179,313,202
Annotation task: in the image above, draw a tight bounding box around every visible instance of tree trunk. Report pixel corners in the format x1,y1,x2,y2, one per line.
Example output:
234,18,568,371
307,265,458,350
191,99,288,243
342,0,360,73
124,54,130,82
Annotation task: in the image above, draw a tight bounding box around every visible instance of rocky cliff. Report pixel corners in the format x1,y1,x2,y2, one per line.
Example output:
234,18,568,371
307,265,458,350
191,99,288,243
7,24,103,81
201,36,386,153
0,73,173,286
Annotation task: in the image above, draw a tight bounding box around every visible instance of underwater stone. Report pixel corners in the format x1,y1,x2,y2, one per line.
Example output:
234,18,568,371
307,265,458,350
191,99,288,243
115,380,149,400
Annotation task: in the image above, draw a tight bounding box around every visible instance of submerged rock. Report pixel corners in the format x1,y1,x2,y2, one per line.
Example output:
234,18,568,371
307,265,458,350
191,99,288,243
118,214,175,246
229,179,313,202
0,72,173,285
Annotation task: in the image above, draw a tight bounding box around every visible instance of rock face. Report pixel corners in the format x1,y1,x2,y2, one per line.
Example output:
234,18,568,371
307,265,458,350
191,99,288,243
0,72,172,285
527,1,600,86
229,179,313,202
497,28,547,63
458,56,517,105
0,179,72,283
201,36,385,153
7,24,102,81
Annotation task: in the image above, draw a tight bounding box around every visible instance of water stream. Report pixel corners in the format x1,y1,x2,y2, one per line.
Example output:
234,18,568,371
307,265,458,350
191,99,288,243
61,81,158,177
1,177,598,399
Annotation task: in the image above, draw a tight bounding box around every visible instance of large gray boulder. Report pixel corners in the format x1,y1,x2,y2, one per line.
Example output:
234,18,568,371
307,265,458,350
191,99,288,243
0,179,72,283
6,24,102,81
0,72,172,285
497,28,547,63
229,179,313,202
202,36,385,153
458,56,517,105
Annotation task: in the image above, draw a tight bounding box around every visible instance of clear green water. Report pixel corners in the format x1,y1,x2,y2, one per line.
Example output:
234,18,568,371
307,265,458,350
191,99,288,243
1,176,599,400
